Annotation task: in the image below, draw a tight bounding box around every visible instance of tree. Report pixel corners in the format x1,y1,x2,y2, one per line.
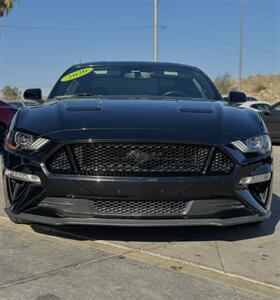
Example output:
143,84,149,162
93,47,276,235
1,86,21,100
214,73,234,95
0,0,17,16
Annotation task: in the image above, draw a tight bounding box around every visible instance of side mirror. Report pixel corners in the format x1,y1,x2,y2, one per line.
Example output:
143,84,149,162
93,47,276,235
228,91,247,104
264,109,271,115
23,89,42,102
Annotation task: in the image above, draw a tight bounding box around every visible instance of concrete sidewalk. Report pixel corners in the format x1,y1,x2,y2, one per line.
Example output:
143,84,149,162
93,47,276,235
0,147,279,299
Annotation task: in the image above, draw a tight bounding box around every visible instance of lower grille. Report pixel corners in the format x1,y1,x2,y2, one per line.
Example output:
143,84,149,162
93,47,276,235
36,197,254,220
45,142,234,177
89,199,191,218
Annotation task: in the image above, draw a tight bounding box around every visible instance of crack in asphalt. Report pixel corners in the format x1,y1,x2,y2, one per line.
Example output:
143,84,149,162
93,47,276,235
214,236,226,272
0,224,219,291
0,251,129,289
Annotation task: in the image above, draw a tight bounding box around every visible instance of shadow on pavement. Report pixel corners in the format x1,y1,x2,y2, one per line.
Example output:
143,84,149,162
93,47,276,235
31,194,280,243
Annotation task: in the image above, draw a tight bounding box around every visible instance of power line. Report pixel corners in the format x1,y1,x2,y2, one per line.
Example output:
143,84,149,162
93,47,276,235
4,21,278,46
2,23,278,55
1,25,154,31
157,0,279,46
174,6,279,46
165,26,236,46
227,0,280,23
24,0,153,4
164,26,280,56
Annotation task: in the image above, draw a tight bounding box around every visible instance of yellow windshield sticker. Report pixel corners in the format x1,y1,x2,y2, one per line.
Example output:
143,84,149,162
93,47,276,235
60,67,94,82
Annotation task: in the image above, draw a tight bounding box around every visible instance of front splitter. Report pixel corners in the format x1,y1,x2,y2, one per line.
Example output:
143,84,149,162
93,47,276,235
5,208,270,227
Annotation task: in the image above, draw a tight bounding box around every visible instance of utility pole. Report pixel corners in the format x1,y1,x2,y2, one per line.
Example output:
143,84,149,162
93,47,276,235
239,0,245,90
154,0,158,62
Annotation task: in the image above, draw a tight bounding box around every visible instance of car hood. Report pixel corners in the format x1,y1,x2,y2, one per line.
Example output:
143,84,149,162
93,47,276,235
15,98,264,144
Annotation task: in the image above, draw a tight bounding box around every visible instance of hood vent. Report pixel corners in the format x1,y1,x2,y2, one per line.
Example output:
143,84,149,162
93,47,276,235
65,99,102,112
177,100,214,114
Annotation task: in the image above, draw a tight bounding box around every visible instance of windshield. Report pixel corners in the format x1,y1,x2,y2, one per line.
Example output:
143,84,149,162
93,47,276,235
49,65,221,100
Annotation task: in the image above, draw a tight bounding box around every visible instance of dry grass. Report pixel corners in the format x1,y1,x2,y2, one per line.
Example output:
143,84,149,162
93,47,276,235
233,74,280,103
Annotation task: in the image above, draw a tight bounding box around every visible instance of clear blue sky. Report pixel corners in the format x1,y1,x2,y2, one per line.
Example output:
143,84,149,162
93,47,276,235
0,0,279,96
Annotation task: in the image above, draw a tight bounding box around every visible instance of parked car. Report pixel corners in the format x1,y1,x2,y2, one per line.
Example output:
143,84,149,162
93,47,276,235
0,100,17,151
259,101,280,144
8,100,39,109
238,101,272,112
246,96,258,102
3,61,272,227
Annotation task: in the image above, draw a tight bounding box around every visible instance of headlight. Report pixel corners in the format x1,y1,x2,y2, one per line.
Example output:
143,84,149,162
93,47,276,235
15,132,34,148
5,131,49,151
231,134,271,154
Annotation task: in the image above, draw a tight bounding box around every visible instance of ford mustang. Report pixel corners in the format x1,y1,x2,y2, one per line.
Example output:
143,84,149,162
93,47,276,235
2,62,273,226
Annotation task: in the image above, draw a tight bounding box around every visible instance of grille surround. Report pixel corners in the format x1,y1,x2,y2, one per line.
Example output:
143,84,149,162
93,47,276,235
45,142,234,177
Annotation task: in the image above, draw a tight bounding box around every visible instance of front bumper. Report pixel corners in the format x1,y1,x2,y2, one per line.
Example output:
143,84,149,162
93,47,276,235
2,147,273,227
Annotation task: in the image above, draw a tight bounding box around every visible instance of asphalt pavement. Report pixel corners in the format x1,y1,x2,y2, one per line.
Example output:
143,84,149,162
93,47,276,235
0,147,279,300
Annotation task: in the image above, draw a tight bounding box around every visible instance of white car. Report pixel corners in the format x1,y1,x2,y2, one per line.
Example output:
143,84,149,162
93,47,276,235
238,101,272,112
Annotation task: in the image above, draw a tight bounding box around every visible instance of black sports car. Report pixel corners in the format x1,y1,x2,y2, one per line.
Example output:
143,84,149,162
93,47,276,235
2,62,273,226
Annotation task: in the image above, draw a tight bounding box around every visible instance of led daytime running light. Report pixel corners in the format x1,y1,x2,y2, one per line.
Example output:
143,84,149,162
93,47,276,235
5,169,41,184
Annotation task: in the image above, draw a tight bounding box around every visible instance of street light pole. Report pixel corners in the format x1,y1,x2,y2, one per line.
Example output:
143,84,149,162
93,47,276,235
239,0,245,90
154,0,158,62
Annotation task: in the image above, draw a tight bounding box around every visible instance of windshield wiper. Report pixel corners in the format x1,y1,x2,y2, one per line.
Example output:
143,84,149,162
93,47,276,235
54,93,99,100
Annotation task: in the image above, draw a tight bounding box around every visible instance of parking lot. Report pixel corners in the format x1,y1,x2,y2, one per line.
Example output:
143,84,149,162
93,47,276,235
0,147,279,300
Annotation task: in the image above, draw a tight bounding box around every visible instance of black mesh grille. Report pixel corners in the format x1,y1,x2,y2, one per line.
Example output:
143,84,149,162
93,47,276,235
72,143,210,177
209,150,234,174
46,147,72,174
45,143,234,177
89,199,191,218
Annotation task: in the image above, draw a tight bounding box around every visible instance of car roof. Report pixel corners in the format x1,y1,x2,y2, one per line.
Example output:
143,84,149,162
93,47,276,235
242,101,270,105
239,101,271,108
70,61,200,71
